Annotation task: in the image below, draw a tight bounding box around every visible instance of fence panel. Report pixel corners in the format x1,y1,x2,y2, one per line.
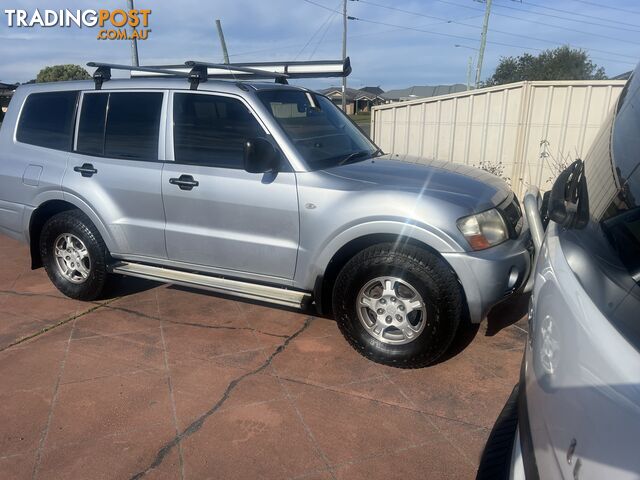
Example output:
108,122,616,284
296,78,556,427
371,80,625,197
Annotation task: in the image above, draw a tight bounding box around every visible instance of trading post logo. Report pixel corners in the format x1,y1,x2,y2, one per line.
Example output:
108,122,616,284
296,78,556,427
3,8,152,40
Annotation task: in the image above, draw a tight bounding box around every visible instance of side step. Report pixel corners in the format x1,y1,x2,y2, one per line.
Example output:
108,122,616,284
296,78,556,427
110,262,311,309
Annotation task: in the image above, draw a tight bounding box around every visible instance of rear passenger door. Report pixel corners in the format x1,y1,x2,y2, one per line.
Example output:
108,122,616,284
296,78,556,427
64,90,167,259
161,91,299,281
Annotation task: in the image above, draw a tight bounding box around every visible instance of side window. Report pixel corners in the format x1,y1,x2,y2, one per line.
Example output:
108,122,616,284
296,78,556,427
173,93,264,168
104,92,163,160
76,93,108,155
16,91,78,150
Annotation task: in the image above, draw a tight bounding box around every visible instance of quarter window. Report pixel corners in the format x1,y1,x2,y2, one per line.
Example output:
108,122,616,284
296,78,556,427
173,93,264,168
17,91,78,150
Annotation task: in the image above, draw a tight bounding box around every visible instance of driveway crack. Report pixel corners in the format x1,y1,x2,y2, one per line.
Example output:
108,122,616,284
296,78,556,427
0,298,118,352
106,304,291,338
129,316,313,480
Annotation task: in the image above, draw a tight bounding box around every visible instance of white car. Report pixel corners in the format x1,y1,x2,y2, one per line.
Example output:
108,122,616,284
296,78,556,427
499,65,640,479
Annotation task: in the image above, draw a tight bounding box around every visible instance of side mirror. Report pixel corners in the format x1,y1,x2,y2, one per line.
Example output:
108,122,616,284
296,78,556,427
547,159,589,229
243,137,279,174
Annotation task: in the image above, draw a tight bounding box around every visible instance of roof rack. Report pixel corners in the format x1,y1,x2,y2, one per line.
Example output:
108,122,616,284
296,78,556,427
87,58,351,90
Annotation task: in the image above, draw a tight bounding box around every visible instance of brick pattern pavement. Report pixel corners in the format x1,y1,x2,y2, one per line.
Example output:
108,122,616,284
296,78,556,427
0,235,526,479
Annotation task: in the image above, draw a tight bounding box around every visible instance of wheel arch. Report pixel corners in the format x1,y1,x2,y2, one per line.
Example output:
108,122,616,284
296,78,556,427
314,233,468,318
28,198,114,269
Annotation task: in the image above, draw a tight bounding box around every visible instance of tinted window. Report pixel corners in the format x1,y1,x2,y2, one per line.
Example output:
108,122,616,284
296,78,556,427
258,90,376,170
76,93,108,155
173,93,264,168
17,91,78,150
104,92,162,160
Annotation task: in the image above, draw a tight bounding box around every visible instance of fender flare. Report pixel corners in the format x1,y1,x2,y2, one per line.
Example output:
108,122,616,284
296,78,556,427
24,191,118,255
300,219,464,289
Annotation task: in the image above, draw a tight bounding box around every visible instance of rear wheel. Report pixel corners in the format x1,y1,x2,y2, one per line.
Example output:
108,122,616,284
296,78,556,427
333,243,462,368
40,210,110,301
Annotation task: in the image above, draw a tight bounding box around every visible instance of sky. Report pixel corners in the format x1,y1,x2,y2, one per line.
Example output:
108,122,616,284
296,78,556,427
1,0,639,90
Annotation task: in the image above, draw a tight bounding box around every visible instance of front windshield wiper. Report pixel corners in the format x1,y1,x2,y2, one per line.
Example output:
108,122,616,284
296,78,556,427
337,148,384,166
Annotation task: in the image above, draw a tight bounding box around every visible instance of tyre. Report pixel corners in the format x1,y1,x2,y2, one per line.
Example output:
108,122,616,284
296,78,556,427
39,210,110,301
332,243,462,368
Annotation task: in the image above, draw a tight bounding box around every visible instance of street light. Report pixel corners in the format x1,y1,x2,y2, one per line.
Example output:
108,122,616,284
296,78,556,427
455,45,479,91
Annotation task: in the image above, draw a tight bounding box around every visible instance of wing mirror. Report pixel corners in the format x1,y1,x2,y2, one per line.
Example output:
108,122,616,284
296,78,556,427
244,137,280,174
547,159,589,229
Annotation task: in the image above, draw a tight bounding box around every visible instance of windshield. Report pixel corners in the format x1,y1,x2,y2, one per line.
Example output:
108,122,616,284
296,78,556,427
257,90,379,170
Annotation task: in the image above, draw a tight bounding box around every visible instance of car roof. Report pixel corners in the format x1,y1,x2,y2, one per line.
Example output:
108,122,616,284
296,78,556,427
15,77,309,95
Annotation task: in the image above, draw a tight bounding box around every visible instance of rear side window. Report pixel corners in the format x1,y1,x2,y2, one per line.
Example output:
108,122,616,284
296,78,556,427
75,91,163,160
17,91,78,150
173,93,264,168
105,92,162,160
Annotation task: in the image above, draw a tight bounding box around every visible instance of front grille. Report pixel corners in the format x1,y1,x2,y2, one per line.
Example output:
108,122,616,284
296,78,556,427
501,196,523,238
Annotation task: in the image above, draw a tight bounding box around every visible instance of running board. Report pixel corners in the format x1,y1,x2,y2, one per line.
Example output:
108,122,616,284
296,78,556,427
110,262,311,309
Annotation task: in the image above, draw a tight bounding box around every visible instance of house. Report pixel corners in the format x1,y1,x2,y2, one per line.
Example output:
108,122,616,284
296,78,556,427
359,86,384,96
318,86,385,115
381,84,467,103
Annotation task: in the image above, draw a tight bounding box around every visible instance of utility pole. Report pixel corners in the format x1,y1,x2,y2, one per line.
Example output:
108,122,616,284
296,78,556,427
341,0,347,112
475,0,492,87
127,0,139,66
216,19,230,64
466,56,473,90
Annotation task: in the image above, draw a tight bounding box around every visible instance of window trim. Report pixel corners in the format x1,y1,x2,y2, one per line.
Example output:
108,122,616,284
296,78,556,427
73,89,168,162
14,90,80,152
167,90,283,169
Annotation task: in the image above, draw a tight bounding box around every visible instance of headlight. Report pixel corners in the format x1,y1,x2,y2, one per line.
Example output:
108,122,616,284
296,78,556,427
457,208,508,250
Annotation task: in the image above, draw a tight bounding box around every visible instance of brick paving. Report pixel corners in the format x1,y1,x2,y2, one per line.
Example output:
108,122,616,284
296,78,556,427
0,234,527,479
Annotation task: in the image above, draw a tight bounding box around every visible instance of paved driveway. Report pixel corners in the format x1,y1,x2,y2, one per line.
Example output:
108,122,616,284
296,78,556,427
0,234,527,479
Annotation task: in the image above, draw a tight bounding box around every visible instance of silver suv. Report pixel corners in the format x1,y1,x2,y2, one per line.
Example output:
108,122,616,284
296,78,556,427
0,60,531,367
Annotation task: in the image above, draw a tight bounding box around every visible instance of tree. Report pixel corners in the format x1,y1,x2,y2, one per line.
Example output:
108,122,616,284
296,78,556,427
36,64,91,83
484,46,607,86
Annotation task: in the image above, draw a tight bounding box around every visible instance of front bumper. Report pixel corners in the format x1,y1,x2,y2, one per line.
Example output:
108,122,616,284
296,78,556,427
442,230,533,323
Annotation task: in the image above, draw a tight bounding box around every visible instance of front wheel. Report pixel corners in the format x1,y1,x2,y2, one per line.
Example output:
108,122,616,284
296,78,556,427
40,210,110,301
332,243,462,368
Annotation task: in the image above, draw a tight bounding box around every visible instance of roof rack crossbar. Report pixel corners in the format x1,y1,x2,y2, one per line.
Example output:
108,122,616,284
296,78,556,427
87,61,193,90
185,61,289,81
87,57,351,89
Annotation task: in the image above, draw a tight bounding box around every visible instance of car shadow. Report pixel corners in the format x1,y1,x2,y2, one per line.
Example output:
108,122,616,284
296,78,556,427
485,293,530,337
101,275,161,299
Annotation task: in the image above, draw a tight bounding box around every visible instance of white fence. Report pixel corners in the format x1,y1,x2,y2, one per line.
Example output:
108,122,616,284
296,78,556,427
371,80,625,197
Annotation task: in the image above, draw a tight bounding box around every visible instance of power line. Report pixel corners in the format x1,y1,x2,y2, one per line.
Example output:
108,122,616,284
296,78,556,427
351,16,636,65
227,15,483,59
350,0,640,47
569,0,640,15
302,0,341,14
295,0,341,60
506,0,640,28
309,0,637,60
309,8,340,58
427,0,640,34
492,0,640,33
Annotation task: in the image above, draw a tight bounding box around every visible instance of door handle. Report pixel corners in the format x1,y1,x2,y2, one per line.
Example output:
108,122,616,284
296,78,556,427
169,174,199,191
73,163,98,178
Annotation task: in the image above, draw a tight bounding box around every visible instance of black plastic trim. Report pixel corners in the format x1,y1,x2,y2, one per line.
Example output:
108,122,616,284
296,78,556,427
517,357,541,480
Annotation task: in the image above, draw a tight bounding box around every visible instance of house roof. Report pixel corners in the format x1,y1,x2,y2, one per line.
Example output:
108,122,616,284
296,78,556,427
0,82,18,91
359,86,384,95
381,84,467,101
319,86,383,101
611,71,632,80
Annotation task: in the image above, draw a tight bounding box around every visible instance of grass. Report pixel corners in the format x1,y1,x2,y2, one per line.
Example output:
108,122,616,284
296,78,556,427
348,112,371,124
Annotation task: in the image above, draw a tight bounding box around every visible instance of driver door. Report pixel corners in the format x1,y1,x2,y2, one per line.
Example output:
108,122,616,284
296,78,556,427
161,91,299,281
